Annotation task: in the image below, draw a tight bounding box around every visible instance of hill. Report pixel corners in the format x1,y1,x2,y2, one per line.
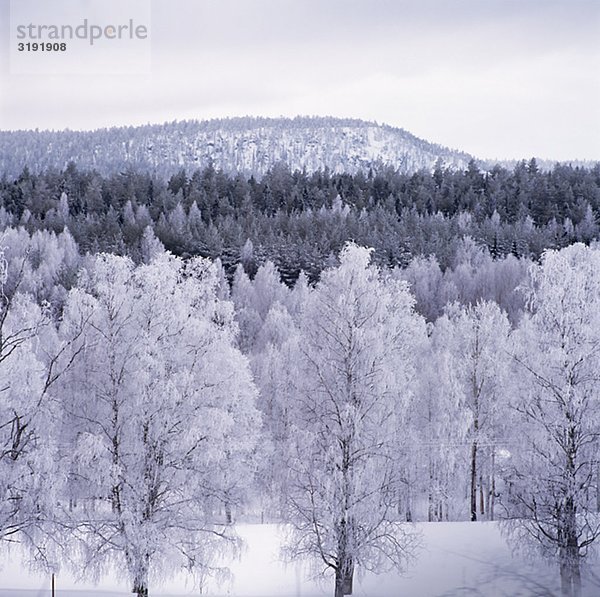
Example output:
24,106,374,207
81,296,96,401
0,116,475,178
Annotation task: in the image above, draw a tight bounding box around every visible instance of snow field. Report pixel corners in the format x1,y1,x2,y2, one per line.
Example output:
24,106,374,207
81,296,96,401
0,521,578,597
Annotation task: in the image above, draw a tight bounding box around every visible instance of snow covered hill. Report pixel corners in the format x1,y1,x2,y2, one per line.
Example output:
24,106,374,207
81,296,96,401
0,116,475,178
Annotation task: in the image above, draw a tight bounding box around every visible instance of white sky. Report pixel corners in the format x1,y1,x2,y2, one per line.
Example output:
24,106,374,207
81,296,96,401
1,0,599,161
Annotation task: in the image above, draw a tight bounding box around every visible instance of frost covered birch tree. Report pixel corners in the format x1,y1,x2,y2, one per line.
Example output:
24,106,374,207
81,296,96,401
59,253,261,596
415,330,465,522
284,244,424,597
0,247,83,553
0,259,53,542
434,301,511,521
507,244,600,597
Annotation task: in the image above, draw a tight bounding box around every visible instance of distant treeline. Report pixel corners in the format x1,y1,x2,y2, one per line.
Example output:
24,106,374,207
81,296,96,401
1,159,599,283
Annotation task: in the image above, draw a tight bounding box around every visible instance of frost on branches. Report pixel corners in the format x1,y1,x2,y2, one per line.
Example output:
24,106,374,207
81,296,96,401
58,253,261,597
0,246,80,554
432,301,512,522
283,244,425,597
506,244,600,597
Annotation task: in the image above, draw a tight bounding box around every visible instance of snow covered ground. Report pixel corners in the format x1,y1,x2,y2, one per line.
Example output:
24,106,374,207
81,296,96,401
0,521,595,596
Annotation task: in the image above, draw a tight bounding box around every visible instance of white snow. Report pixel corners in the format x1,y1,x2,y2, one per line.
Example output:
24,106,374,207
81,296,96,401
0,117,474,178
0,521,581,596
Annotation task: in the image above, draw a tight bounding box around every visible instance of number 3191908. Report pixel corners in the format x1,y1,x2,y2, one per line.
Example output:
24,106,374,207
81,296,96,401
18,42,67,51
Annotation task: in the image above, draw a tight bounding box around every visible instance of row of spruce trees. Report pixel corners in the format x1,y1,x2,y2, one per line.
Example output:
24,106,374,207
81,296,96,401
0,160,599,283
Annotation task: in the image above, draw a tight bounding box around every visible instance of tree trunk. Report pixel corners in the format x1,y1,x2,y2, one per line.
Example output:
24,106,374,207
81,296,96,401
571,558,581,597
343,557,354,594
489,449,495,521
335,568,345,597
133,581,148,597
560,430,581,597
559,549,580,597
334,557,354,597
566,510,581,597
402,467,413,522
404,478,413,522
596,466,600,513
470,439,477,521
132,555,150,597
560,555,572,597
572,559,581,597
479,473,485,518
428,458,434,522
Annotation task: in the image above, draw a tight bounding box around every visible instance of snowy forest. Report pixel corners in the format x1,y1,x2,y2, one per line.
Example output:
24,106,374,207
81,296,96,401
2,160,600,597
0,117,477,178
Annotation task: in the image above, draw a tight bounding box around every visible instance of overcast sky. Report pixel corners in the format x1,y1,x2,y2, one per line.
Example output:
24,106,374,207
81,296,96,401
1,0,599,160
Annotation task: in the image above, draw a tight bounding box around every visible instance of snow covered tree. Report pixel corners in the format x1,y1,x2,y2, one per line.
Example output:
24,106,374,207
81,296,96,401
139,225,164,264
231,260,288,352
0,294,53,541
506,244,600,597
59,252,261,596
0,247,82,555
284,244,424,597
414,329,466,522
250,302,302,519
0,227,81,308
394,255,447,322
433,301,512,521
